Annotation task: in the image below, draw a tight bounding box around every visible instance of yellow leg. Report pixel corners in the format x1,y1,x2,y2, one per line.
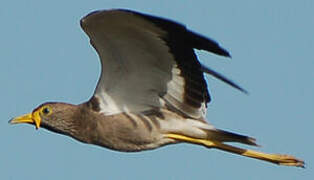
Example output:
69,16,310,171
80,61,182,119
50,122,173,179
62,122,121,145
166,133,304,168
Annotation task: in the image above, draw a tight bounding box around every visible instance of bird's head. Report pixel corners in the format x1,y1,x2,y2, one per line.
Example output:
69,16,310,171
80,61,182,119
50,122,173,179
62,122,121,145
10,102,77,133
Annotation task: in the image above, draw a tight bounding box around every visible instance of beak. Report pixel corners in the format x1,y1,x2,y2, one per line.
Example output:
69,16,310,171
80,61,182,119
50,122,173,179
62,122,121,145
9,111,41,129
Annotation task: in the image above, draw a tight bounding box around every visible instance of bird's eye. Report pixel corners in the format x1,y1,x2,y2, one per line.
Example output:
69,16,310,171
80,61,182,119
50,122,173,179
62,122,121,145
42,107,51,115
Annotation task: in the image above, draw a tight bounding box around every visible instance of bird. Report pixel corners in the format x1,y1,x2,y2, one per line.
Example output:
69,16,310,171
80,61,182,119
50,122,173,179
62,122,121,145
10,9,304,167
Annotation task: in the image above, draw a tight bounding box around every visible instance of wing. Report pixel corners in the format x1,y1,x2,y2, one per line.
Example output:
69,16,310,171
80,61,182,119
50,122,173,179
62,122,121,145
80,9,245,119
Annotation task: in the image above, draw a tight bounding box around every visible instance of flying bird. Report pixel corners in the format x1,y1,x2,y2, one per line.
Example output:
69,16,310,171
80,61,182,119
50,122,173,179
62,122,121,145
10,9,304,167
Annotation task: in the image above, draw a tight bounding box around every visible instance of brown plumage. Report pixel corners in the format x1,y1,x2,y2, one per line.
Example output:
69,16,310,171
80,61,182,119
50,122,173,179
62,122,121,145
10,9,304,167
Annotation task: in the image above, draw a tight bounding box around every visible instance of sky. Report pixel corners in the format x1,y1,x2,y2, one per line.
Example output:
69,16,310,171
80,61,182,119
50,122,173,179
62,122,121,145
1,0,313,179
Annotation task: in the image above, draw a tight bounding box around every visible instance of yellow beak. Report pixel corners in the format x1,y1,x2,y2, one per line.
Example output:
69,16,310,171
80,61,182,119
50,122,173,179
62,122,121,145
9,111,41,129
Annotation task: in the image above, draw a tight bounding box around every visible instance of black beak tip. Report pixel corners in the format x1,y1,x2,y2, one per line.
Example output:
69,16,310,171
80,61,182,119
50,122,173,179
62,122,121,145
8,118,14,124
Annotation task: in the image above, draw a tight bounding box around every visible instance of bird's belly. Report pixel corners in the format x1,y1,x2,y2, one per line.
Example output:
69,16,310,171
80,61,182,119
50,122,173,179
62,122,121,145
90,112,175,152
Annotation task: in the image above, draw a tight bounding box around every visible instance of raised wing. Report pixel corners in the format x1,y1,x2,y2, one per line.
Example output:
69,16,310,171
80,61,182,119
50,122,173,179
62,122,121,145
80,9,245,119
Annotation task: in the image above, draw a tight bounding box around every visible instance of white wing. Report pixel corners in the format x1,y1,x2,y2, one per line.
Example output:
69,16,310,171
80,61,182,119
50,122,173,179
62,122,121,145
80,9,244,119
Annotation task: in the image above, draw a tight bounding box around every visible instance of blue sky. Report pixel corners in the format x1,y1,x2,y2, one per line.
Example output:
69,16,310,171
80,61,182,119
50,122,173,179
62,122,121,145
1,0,313,179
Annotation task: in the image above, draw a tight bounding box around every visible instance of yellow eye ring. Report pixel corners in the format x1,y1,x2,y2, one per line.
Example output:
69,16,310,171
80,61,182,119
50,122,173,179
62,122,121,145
41,106,52,116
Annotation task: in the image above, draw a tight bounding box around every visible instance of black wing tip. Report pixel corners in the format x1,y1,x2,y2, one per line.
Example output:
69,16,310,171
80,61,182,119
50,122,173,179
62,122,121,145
237,85,249,95
218,47,232,58
200,64,248,94
229,82,249,95
185,30,231,58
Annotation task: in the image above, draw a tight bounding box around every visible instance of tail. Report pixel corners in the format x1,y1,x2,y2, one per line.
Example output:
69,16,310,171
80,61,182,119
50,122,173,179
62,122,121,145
165,133,304,168
205,128,259,146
